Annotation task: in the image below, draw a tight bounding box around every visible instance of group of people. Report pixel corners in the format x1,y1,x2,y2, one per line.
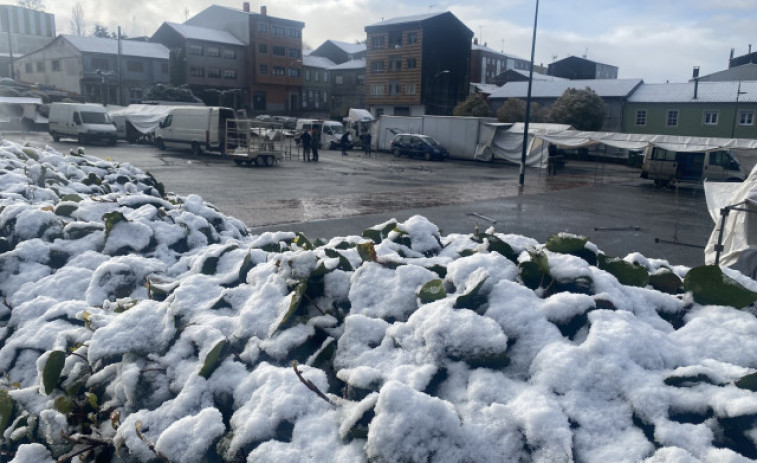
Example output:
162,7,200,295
300,127,372,161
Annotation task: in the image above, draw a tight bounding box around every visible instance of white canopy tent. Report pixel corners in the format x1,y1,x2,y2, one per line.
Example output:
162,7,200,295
107,104,176,140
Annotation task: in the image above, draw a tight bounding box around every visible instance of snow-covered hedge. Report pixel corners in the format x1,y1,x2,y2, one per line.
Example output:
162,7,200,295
2,139,757,462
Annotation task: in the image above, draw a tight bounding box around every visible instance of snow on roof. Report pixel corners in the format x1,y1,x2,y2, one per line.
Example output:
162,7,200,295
471,83,501,94
326,39,366,55
303,54,336,69
329,58,366,71
472,43,528,62
0,96,42,104
627,81,757,103
366,11,447,28
162,22,245,46
489,78,643,99
63,34,168,59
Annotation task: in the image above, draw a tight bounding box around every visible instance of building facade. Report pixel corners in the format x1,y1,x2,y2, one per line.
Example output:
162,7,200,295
301,54,333,117
329,59,366,119
470,40,531,85
14,35,169,105
309,39,366,66
622,81,757,139
150,22,247,108
0,5,55,78
548,55,618,80
186,4,304,114
364,11,473,117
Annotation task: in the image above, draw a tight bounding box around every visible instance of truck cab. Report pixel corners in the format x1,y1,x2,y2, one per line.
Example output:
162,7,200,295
641,147,745,187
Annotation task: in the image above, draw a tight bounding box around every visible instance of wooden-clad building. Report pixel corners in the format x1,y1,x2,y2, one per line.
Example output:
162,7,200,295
364,12,473,117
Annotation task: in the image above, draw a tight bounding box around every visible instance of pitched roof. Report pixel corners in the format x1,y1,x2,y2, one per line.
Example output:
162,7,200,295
627,81,757,103
62,34,168,59
489,78,643,99
160,22,245,46
328,58,366,71
366,12,446,28
472,43,528,62
201,4,304,27
303,54,336,69
326,40,366,55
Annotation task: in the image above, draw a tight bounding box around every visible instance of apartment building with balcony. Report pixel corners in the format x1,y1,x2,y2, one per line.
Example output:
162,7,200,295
186,3,304,114
364,11,473,117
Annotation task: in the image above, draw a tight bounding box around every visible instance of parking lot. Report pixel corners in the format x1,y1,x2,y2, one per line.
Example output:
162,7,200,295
10,132,714,267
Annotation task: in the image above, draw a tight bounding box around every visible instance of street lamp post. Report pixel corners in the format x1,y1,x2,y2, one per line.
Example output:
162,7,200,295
519,0,540,187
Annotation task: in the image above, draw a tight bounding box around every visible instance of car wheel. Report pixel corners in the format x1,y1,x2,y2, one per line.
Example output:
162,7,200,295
51,133,60,142
233,159,243,166
424,151,432,161
264,156,274,167
254,156,264,167
191,141,203,155
330,141,337,150
156,138,165,150
109,137,117,146
77,133,86,145
393,148,401,157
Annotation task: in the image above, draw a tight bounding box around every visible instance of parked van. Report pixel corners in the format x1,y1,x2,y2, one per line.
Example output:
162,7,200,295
295,119,347,150
155,106,236,154
49,103,117,145
641,146,746,187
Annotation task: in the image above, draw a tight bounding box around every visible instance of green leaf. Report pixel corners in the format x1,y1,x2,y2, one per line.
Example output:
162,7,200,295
202,256,220,275
237,252,255,283
43,350,66,395
545,234,589,254
362,228,382,243
82,172,102,186
357,242,377,262
736,372,757,391
54,396,74,414
200,339,227,379
684,265,757,309
0,389,14,435
598,256,649,287
486,235,518,262
324,249,353,272
649,268,682,294
274,282,308,334
60,194,84,203
102,211,127,236
418,279,447,304
454,276,489,313
294,232,313,250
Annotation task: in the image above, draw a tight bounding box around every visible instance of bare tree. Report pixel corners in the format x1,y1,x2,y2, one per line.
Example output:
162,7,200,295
70,3,86,36
17,0,44,10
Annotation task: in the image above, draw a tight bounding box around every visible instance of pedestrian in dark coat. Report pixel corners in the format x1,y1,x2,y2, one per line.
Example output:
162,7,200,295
362,133,372,156
340,132,350,156
300,129,312,162
311,128,320,162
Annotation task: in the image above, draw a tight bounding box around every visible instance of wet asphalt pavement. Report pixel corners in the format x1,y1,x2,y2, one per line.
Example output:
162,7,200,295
9,132,713,267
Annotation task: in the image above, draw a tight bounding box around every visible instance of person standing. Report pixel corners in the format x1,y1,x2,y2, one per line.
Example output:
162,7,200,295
340,131,350,156
300,128,312,162
362,132,372,156
311,127,320,162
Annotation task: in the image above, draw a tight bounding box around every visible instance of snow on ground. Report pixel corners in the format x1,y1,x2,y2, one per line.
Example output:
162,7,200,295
2,139,757,462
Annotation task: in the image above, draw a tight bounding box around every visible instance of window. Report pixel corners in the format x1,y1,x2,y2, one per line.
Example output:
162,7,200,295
258,64,268,75
253,91,266,110
389,31,402,47
666,110,679,127
405,83,416,95
703,111,718,125
36,61,44,72
739,111,755,126
206,47,220,57
370,84,385,96
357,74,364,85
406,58,417,69
305,69,310,81
371,36,385,49
189,67,204,77
223,48,236,59
24,62,32,73
223,70,236,79
207,68,221,78
288,68,300,77
709,150,729,167
370,60,384,74
288,48,300,58
288,28,301,38
273,66,285,76
407,32,418,44
650,147,676,161
388,80,401,96
389,55,402,72
635,110,646,126
258,23,268,33
188,45,203,55
51,60,60,72
126,60,143,73
272,45,285,56
272,25,285,36
92,56,109,70
258,44,268,54
323,72,328,83
314,71,320,82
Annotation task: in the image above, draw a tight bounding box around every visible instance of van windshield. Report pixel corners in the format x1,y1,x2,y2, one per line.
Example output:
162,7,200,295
81,111,111,124
329,124,345,135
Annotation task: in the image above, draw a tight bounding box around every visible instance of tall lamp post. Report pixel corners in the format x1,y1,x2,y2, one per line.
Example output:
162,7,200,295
519,0,540,187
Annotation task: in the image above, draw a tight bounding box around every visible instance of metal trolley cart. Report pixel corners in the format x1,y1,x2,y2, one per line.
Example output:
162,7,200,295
225,119,296,167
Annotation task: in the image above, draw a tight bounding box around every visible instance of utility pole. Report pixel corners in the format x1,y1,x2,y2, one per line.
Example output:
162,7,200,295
519,0,540,187
4,14,14,79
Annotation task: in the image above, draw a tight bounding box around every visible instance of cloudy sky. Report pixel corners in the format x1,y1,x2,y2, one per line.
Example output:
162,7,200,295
43,0,757,83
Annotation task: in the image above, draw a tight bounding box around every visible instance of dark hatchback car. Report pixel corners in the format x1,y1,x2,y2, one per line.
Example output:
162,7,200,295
389,134,449,161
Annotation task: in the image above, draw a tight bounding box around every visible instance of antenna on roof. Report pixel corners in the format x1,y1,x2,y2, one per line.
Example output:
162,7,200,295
551,54,557,63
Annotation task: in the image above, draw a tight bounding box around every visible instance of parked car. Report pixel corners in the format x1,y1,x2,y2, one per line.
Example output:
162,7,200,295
389,133,449,161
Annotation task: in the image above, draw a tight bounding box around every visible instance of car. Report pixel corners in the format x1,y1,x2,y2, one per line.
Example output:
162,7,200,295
389,133,449,161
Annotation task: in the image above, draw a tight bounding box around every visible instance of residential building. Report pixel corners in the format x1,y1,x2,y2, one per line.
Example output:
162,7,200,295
488,68,565,86
329,58,366,118
364,11,473,117
622,81,757,139
14,35,169,105
302,53,334,117
487,78,643,131
730,47,757,68
185,4,304,114
548,55,618,80
0,5,55,78
150,22,247,108
310,39,366,65
693,64,757,83
470,39,531,85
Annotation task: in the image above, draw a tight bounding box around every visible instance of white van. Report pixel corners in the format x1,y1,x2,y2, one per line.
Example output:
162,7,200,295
155,106,236,154
641,146,746,187
49,103,117,145
295,119,347,150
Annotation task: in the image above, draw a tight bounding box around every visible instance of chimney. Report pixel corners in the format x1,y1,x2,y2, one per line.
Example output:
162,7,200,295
243,2,249,12
692,66,700,100
473,38,478,45
261,5,267,15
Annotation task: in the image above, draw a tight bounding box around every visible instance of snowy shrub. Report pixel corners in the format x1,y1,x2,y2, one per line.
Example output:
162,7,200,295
3,140,757,462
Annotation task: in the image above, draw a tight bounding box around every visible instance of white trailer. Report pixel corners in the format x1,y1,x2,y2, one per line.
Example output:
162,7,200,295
225,119,294,167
